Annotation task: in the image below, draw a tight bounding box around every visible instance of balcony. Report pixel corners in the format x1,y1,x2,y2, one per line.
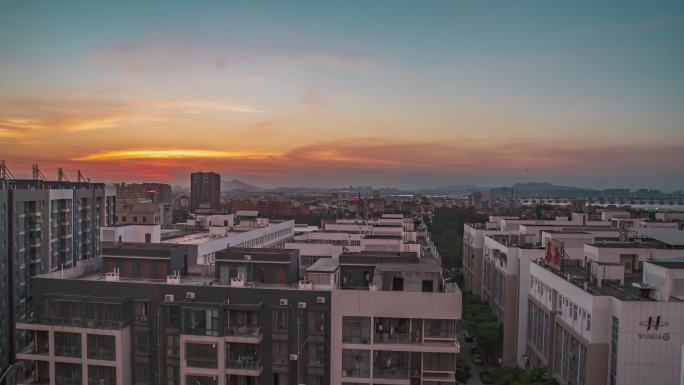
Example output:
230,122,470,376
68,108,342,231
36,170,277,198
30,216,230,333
225,359,263,376
374,332,410,344
373,367,409,379
223,326,262,343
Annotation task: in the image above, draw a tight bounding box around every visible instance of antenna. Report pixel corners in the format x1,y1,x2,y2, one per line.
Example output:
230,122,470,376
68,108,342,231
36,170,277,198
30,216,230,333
0,160,16,180
57,167,72,184
77,170,91,184
32,164,47,182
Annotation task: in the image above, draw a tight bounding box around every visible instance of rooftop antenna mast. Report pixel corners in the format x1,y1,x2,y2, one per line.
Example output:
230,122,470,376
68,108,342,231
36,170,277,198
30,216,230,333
32,164,47,182
77,170,91,185
57,167,72,185
0,160,16,180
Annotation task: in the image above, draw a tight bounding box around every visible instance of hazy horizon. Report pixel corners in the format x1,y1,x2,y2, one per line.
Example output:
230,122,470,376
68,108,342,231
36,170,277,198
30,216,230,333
1,1,683,190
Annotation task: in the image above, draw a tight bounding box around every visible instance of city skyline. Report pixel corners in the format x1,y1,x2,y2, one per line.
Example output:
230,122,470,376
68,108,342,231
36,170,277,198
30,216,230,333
1,1,683,190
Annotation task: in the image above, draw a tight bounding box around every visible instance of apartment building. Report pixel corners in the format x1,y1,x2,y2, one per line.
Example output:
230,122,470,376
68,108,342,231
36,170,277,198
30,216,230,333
115,183,172,205
191,172,221,212
527,235,684,385
287,214,421,275
0,189,9,371
14,241,461,385
0,178,115,378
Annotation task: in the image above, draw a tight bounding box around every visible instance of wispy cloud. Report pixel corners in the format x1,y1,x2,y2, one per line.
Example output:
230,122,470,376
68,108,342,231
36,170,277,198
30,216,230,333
89,35,380,74
0,92,264,134
65,139,684,187
72,149,275,161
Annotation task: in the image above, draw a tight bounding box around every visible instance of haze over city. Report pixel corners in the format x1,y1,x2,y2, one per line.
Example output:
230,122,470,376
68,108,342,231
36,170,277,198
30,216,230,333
1,1,683,190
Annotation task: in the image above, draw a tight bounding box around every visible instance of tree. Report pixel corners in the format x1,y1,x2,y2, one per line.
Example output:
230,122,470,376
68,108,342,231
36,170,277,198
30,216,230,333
428,207,487,269
455,354,472,384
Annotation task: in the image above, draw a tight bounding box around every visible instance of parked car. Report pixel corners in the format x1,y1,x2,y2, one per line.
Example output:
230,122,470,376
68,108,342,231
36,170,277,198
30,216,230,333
479,370,493,384
463,332,474,342
472,353,484,364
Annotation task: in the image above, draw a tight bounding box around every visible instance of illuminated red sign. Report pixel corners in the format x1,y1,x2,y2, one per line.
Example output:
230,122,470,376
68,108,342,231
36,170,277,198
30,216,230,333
145,188,158,194
545,239,562,271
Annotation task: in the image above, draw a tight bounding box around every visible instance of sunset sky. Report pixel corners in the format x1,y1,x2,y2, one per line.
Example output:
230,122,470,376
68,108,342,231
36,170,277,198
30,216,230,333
1,1,683,190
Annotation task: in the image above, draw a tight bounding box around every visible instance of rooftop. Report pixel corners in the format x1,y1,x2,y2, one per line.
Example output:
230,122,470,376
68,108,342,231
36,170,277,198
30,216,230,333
306,258,340,273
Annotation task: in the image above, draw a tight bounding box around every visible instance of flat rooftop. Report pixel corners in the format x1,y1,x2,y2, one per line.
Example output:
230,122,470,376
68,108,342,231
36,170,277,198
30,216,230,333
306,258,340,273
536,260,669,302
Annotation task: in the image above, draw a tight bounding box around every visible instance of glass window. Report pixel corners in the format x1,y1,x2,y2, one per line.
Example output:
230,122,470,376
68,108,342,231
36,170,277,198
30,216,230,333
308,343,325,367
272,342,288,365
342,349,370,378
342,316,370,344
186,343,218,369
272,309,288,331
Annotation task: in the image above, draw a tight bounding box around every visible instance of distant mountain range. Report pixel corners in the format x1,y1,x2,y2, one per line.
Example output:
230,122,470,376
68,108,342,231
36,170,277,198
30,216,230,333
221,179,263,192
218,179,669,196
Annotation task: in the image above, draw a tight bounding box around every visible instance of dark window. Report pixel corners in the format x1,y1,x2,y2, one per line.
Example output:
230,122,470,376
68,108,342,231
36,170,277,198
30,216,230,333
422,280,434,292
272,342,288,365
272,309,288,331
145,233,151,243
392,277,404,291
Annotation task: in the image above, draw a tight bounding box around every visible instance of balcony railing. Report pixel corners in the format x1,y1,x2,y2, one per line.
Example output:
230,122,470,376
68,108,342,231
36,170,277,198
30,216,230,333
373,333,410,344
225,359,261,370
373,367,409,379
224,326,261,337
342,368,370,378
88,348,116,361
55,345,82,357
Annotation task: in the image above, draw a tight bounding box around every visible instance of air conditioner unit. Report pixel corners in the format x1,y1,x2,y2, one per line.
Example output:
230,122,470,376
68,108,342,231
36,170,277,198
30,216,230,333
298,280,313,290
185,292,196,300
316,297,325,304
298,302,307,309
289,354,298,361
230,277,245,288
244,254,252,261
279,299,288,306
166,275,182,285
164,294,175,302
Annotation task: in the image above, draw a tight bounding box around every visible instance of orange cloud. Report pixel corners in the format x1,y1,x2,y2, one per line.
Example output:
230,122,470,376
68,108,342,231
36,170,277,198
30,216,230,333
72,149,276,161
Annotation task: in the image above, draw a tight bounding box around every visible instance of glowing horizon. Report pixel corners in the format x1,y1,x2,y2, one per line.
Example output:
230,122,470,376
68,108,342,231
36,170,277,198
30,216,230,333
1,1,683,190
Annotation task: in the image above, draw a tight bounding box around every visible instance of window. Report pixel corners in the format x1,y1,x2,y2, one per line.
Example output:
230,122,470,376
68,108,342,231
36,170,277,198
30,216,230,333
54,332,81,357
272,342,288,365
586,314,591,331
186,343,218,369
272,309,288,331
392,277,404,291
342,316,371,344
87,334,116,361
135,302,149,324
133,216,137,223
308,343,325,367
422,280,434,292
308,309,326,334
307,376,325,385
166,335,179,356
135,363,151,385
134,332,150,354
342,349,370,378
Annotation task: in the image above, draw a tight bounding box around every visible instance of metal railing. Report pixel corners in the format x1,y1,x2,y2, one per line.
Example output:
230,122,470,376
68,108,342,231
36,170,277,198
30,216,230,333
373,333,410,344
54,345,81,357
373,367,409,379
225,359,261,370
223,326,261,337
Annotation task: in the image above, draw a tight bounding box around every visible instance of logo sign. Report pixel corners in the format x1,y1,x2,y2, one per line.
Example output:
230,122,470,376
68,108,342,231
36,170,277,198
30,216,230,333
145,187,158,194
638,316,671,341
639,316,669,331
